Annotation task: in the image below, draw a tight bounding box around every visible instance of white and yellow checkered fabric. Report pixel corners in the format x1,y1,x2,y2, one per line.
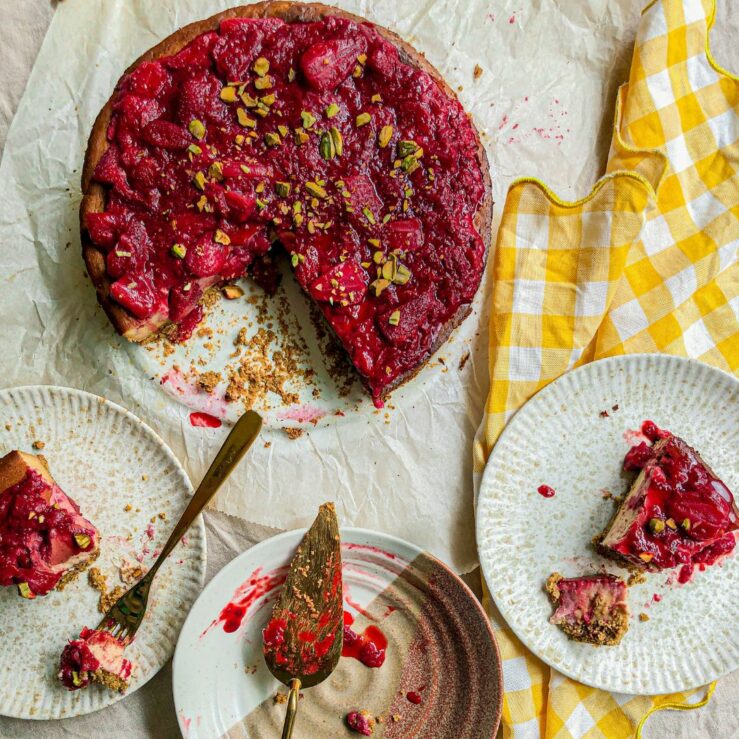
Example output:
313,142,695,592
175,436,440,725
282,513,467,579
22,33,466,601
474,0,737,736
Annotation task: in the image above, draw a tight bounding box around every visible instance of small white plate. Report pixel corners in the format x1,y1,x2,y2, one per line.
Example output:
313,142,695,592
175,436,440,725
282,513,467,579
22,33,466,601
477,354,739,694
0,385,206,719
173,528,502,738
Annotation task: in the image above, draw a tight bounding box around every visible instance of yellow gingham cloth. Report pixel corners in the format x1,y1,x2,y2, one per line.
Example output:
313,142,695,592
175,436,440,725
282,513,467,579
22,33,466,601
474,0,738,736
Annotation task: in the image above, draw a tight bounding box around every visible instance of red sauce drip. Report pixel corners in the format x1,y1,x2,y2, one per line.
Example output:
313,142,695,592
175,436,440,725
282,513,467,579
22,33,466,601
677,565,693,584
537,484,556,498
652,593,662,602
343,623,387,668
219,603,247,633
406,691,423,704
189,411,222,427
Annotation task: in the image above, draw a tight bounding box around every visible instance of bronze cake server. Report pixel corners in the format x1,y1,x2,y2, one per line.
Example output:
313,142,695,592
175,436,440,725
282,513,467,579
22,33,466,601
262,502,343,739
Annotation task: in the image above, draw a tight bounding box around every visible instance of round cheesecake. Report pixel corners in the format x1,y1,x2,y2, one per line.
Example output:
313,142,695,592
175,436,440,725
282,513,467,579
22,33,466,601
81,1,492,406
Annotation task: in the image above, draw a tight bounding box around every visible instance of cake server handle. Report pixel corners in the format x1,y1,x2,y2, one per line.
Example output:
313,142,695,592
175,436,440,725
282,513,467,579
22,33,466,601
281,678,301,739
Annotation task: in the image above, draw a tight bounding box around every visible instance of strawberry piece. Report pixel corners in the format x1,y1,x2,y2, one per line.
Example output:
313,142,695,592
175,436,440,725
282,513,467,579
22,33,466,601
343,174,383,217
226,223,261,246
309,259,368,306
176,70,227,125
85,212,127,249
300,37,367,92
124,61,172,98
164,32,218,70
221,160,274,179
667,489,734,542
223,190,256,221
114,95,164,133
623,442,653,471
212,22,265,82
129,157,160,189
367,39,399,77
185,235,227,277
378,290,442,346
105,221,151,278
172,212,219,243
93,147,132,196
384,218,423,251
142,120,192,150
110,272,161,319
168,280,203,322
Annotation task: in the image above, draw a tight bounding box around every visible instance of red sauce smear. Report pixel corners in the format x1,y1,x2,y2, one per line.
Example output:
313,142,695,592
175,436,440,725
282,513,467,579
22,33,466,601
342,610,387,668
406,691,423,704
189,411,222,427
537,484,556,498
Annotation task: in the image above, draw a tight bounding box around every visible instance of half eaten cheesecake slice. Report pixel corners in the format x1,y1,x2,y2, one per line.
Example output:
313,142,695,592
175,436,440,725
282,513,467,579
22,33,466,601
598,426,738,571
59,627,133,693
546,572,629,645
0,451,99,598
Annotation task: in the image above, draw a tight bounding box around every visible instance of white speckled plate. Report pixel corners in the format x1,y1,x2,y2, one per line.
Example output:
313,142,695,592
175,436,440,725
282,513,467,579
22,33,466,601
0,385,206,719
477,355,739,694
173,528,502,738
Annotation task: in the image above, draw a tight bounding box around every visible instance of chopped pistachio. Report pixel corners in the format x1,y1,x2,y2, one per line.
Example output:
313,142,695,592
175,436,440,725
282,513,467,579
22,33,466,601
325,102,340,118
291,253,300,268
254,104,269,117
665,518,677,530
255,182,265,193
357,53,368,65
370,278,391,296
187,143,202,156
17,582,34,599
277,124,289,138
223,285,244,299
382,213,392,224
214,229,231,245
319,131,336,160
220,86,238,103
188,119,206,140
170,243,187,259
264,132,281,147
301,110,317,129
356,112,371,127
275,181,291,197
681,518,691,530
253,57,270,77
398,140,419,157
388,310,401,326
362,207,376,224
373,250,384,264
71,671,84,687
330,126,343,156
294,127,310,145
305,181,328,199
401,155,420,173
648,518,665,534
378,125,393,148
255,199,267,210
638,552,654,563
208,161,224,181
381,260,396,281
196,195,208,212
193,171,207,190
74,533,91,549
368,238,380,247
234,134,245,146
352,64,363,78
394,264,411,285
288,67,296,82
293,212,304,226
240,91,258,107
260,94,276,107
254,76,273,90
371,93,382,103
237,108,257,128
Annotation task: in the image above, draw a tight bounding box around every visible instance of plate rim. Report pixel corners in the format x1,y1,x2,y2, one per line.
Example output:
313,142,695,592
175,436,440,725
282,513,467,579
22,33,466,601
172,526,503,737
0,383,208,719
476,353,739,694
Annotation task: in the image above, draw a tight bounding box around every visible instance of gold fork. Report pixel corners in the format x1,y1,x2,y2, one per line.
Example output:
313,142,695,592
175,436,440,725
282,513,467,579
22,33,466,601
98,410,263,643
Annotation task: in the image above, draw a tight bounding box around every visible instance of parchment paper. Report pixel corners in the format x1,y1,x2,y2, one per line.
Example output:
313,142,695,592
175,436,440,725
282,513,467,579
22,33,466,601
0,0,706,575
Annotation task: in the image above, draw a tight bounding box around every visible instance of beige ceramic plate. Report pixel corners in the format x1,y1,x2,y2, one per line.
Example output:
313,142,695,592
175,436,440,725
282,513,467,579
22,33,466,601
0,385,206,719
477,355,739,694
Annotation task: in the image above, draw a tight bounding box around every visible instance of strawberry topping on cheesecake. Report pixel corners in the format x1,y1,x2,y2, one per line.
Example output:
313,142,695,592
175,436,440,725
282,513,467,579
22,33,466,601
81,7,490,406
598,422,738,572
59,627,133,693
0,451,99,598
546,572,630,646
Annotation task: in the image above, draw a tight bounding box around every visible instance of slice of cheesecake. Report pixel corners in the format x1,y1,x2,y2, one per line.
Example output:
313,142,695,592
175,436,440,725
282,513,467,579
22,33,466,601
0,451,99,598
59,627,133,693
546,572,630,645
598,432,738,571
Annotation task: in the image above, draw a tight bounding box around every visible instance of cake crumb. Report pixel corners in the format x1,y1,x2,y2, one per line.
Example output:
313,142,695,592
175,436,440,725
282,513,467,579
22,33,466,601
119,559,145,585
473,64,483,79
274,692,288,705
627,570,647,586
124,503,132,512
284,427,304,440
264,441,272,448
639,613,650,622
458,351,470,371
612,404,620,411
142,473,148,481
88,567,126,613
32,440,45,450
599,410,609,418
198,370,222,394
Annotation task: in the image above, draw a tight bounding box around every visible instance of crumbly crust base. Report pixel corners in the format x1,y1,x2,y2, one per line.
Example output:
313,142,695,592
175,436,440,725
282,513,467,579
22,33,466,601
546,572,630,647
92,668,129,694
55,549,100,591
80,1,493,399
